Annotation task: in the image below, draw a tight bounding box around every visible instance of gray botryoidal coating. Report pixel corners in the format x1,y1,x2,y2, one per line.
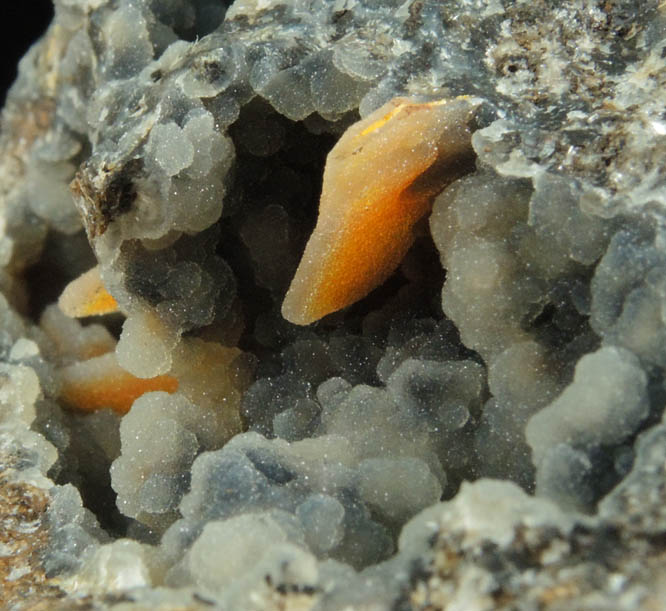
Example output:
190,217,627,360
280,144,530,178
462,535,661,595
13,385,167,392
0,0,665,608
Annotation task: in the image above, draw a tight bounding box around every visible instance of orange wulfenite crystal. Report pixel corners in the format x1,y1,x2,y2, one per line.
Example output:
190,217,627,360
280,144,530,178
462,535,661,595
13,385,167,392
282,96,479,325
58,265,119,318
59,352,178,414
56,261,179,415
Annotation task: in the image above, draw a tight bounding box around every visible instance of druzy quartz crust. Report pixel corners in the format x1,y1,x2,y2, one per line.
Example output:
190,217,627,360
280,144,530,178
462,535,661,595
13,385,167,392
0,0,665,608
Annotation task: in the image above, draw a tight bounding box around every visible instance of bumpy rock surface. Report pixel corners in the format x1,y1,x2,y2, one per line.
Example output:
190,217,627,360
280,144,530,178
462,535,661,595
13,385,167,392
1,0,665,608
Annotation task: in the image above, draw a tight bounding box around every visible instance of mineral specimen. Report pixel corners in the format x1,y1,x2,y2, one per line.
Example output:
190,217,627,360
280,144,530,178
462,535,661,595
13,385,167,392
0,0,665,609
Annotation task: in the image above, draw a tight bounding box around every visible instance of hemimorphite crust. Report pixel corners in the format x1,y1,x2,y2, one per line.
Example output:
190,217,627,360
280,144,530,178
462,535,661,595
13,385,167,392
281,96,480,325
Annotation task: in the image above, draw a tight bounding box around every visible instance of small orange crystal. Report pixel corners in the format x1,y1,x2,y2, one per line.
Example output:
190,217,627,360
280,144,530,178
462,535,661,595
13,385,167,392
59,352,178,414
58,265,119,318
